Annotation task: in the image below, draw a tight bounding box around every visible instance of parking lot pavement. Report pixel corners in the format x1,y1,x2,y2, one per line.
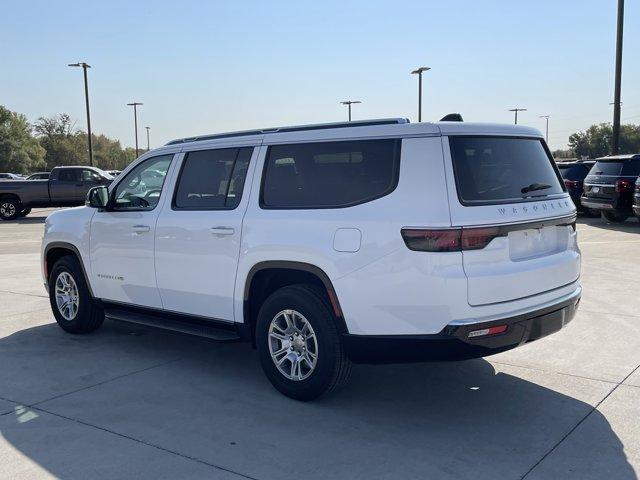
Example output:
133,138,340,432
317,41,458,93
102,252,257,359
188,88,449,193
0,209,638,479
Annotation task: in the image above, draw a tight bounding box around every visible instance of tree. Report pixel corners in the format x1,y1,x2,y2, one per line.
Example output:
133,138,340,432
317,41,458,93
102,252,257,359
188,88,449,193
34,114,87,170
568,123,640,158
0,105,46,174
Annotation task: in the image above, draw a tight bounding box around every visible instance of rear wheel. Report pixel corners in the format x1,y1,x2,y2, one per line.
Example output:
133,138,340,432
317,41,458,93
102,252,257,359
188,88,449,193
602,211,629,223
48,255,104,334
583,208,601,218
256,284,351,401
0,198,21,221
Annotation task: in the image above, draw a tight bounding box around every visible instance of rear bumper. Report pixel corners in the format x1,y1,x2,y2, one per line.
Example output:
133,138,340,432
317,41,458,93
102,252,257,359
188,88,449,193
580,197,615,211
342,291,580,364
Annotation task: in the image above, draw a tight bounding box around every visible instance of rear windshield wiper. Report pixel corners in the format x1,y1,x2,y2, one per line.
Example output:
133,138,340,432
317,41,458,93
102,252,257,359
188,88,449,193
521,183,552,195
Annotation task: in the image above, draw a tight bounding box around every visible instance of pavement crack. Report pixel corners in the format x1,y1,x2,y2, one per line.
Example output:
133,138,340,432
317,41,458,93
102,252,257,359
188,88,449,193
29,405,259,480
31,358,182,408
0,290,49,299
520,362,640,479
489,360,620,385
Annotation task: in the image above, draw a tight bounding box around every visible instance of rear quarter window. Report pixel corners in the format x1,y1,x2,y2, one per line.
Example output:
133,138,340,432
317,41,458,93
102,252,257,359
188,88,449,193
449,136,565,205
261,139,401,208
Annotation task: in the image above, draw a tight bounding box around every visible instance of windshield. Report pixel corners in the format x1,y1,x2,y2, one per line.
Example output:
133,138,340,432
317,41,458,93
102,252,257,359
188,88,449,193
449,136,565,205
94,168,114,180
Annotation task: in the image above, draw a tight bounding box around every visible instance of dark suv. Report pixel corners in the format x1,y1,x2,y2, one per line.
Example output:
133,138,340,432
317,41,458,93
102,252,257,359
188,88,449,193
633,176,640,218
556,160,597,216
581,154,640,222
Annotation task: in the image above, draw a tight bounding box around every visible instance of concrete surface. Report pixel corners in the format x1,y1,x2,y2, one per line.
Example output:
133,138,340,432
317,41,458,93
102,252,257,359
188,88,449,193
0,209,638,479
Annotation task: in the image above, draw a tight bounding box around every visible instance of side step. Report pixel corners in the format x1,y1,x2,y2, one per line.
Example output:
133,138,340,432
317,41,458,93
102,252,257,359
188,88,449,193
104,306,242,342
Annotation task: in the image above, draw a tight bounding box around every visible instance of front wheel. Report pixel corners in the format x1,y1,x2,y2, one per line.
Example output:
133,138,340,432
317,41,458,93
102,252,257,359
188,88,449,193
0,198,21,221
602,211,629,223
256,284,351,401
48,255,104,334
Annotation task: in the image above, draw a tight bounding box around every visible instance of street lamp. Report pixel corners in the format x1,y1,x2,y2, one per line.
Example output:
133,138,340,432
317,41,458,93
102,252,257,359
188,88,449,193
68,62,93,166
145,126,151,151
126,102,143,157
410,66,431,122
539,115,550,142
508,108,527,124
340,100,361,121
612,0,625,154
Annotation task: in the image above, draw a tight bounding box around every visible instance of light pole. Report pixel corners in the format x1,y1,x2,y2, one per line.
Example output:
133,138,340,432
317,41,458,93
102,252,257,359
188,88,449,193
539,115,550,142
127,102,143,157
68,62,93,166
340,100,361,121
410,66,430,122
508,108,527,124
145,126,150,151
612,0,625,155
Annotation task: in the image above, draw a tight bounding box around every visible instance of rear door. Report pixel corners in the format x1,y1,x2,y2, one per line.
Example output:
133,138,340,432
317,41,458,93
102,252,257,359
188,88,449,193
443,135,579,306
50,168,82,205
154,145,257,320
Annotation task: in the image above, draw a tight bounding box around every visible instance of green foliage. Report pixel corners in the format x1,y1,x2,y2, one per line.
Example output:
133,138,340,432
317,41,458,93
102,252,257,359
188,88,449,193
0,106,46,174
569,123,640,158
32,112,136,171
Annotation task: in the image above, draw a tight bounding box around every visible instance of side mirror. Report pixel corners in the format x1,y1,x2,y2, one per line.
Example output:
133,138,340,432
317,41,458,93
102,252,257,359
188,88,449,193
86,186,109,209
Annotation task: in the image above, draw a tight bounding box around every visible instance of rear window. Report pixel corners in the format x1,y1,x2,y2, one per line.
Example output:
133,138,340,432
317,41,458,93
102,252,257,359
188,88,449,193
449,137,564,205
557,164,590,181
261,139,400,208
590,161,623,176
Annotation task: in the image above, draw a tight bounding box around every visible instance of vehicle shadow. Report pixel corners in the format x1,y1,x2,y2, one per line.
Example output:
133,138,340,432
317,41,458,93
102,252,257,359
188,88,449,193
0,321,635,479
9,216,47,225
576,214,640,232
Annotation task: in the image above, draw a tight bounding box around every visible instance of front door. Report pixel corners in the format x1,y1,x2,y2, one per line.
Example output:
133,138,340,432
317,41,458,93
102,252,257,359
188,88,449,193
50,168,82,205
90,154,175,309
155,145,257,321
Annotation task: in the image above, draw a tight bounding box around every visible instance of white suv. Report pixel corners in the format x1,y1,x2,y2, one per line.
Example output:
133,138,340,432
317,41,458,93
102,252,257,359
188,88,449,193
42,118,581,400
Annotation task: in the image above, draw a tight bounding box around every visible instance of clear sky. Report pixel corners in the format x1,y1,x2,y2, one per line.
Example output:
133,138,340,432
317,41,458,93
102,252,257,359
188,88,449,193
1,0,638,150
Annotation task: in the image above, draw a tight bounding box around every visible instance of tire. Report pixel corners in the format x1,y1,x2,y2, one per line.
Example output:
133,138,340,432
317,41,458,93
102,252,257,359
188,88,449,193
602,211,629,223
0,198,21,221
18,207,32,217
256,284,351,401
48,255,104,334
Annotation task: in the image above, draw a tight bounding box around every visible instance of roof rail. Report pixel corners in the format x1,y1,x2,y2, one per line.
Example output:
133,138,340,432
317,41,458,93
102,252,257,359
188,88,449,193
165,118,410,145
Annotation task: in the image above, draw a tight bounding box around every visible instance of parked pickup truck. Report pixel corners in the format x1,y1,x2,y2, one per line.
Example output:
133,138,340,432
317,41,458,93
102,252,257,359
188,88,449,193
0,166,113,220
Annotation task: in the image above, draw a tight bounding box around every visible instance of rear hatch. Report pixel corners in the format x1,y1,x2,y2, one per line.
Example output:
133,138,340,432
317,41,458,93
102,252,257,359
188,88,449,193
444,135,580,306
583,160,623,202
584,158,640,203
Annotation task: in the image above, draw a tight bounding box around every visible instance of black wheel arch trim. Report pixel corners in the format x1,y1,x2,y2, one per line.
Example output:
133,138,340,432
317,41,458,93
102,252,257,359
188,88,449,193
243,261,348,334
43,242,94,297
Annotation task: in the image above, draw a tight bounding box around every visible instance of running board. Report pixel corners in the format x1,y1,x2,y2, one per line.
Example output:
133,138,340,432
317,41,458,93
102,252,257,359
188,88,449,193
104,305,242,342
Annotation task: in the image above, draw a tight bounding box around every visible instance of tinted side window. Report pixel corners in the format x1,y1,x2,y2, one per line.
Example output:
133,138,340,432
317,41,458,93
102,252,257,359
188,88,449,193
82,170,102,182
174,147,253,209
113,154,173,211
622,159,640,176
262,139,401,208
58,169,80,182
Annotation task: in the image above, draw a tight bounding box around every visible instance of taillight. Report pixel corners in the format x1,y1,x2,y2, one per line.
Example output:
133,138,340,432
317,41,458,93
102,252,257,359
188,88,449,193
401,227,505,252
563,179,581,189
400,229,461,252
461,227,502,250
615,179,633,193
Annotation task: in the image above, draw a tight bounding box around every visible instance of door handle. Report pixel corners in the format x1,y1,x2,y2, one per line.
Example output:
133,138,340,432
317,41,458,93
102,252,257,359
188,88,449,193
132,225,150,233
210,226,235,236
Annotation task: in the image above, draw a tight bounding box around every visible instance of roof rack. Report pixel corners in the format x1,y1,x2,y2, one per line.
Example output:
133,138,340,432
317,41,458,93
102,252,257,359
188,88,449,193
166,118,410,146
